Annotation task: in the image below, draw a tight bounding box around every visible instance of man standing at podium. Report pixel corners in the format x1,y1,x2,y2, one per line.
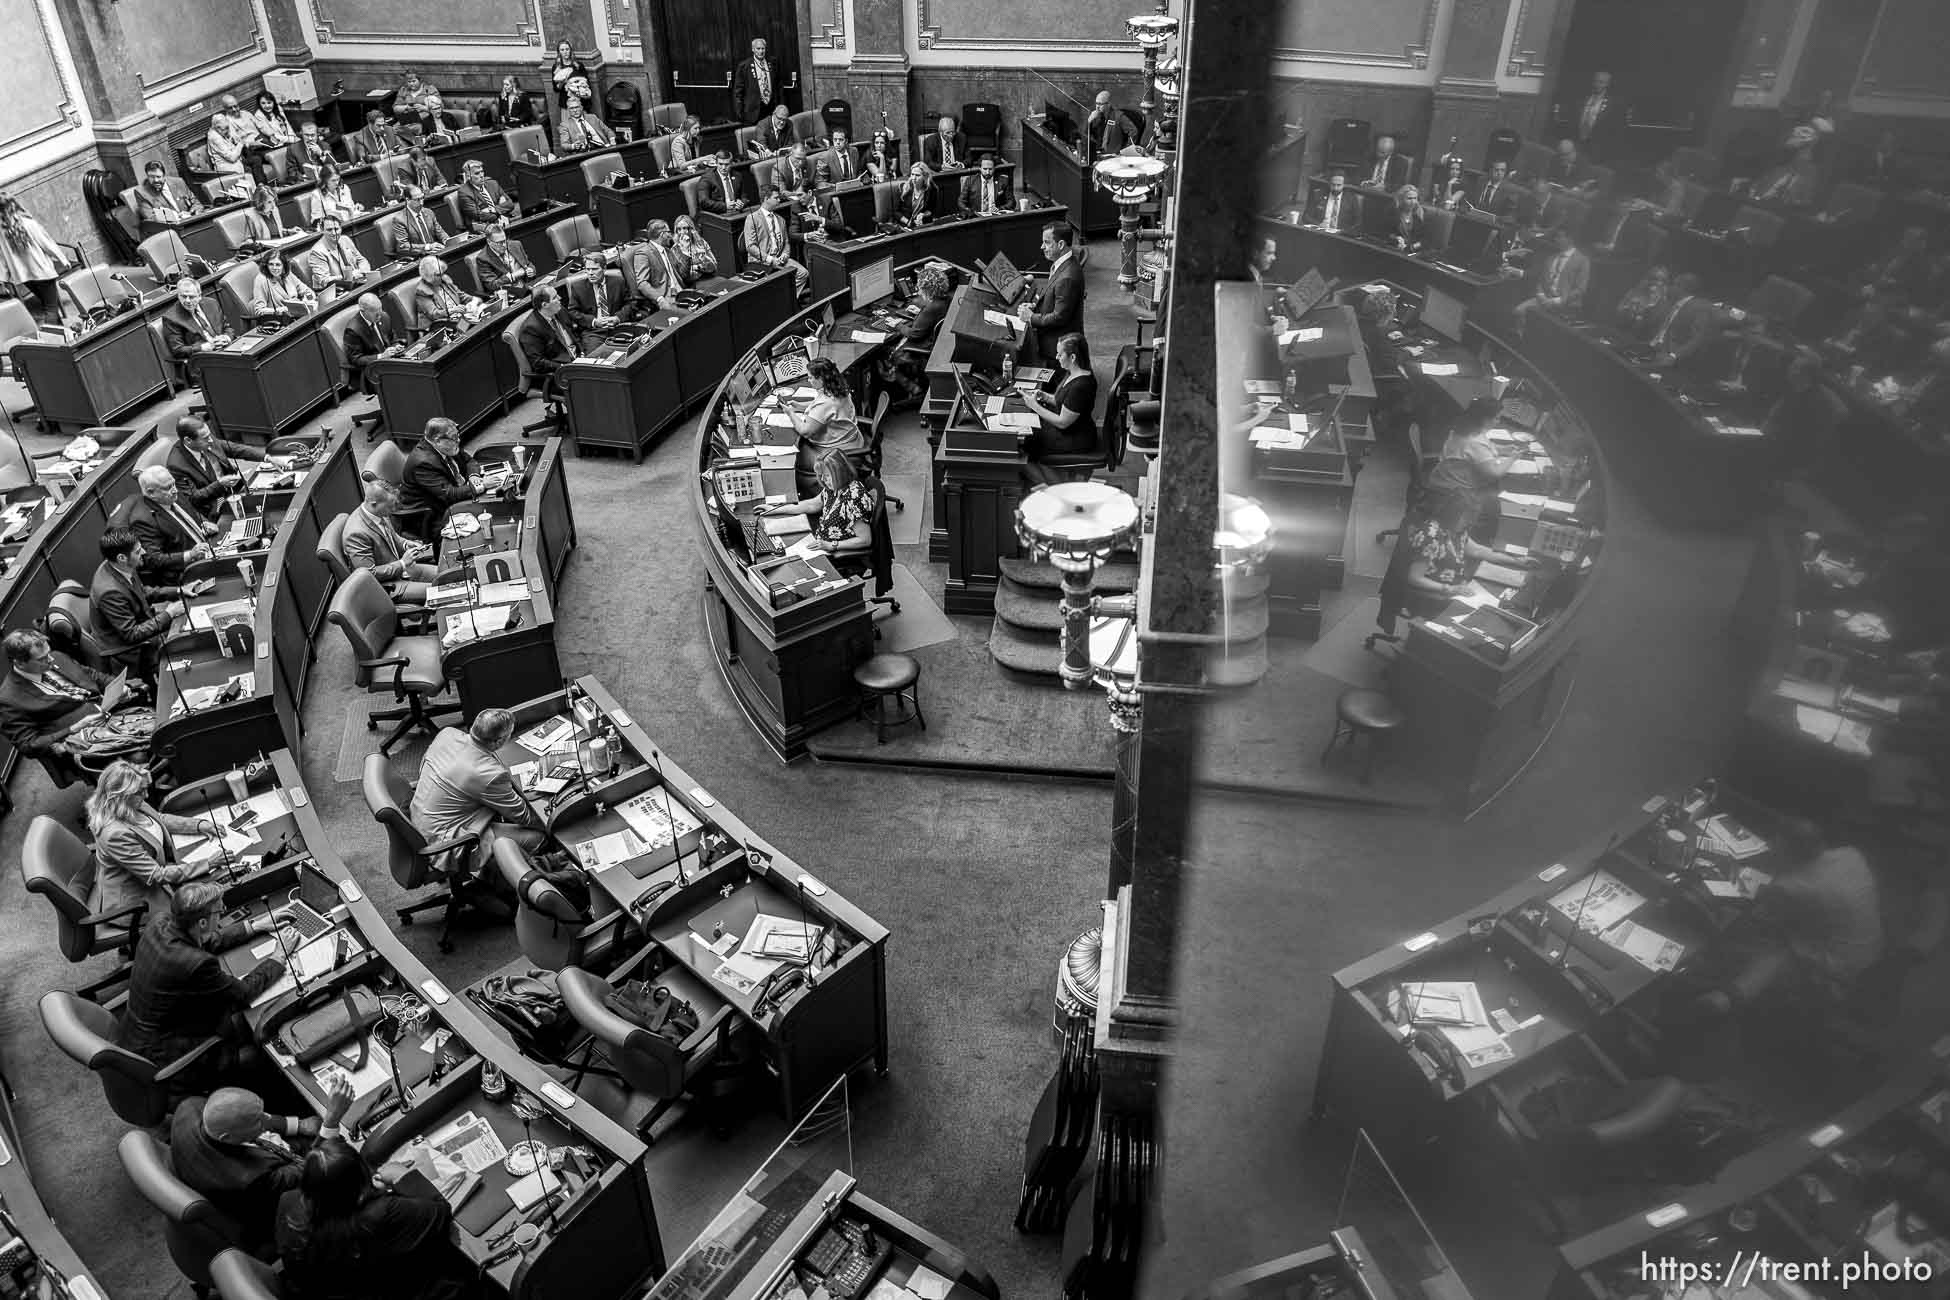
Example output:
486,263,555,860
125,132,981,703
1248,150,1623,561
1021,221,1084,365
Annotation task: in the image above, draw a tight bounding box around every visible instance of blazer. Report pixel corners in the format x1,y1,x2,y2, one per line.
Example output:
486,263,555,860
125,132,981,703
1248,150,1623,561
1393,208,1427,251
1308,188,1361,233
896,294,949,347
1533,247,1591,310
564,273,630,332
770,156,814,194
167,1101,303,1251
732,56,782,124
1029,253,1085,336
307,236,370,288
410,277,471,332
1570,93,1622,155
409,726,530,841
1545,156,1589,188
167,438,265,512
625,240,683,305
352,123,405,161
342,311,396,390
87,562,177,662
397,443,476,519
341,504,421,578
697,166,744,214
474,242,536,296
240,209,291,245
134,180,198,231
0,655,108,763
896,184,940,226
288,139,339,180
959,172,1015,216
556,112,614,152
1361,154,1410,191
456,179,515,229
1470,177,1517,219
742,208,792,264
307,187,361,227
751,118,795,157
919,133,964,171
112,494,208,584
1083,110,1129,160
93,805,211,917
400,158,448,193
668,132,706,172
389,206,450,257
1651,296,1719,362
518,312,575,380
159,303,221,363
251,273,317,321
117,913,280,1074
491,90,539,129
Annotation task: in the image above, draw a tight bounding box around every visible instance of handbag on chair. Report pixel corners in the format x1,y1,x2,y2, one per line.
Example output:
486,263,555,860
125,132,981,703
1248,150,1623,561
607,981,699,1044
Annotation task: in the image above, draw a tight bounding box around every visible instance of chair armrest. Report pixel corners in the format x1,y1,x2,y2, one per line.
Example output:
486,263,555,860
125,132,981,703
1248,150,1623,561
417,832,478,860
575,911,626,943
1587,1077,1688,1147
1483,1076,1543,1143
358,654,409,673
153,1034,226,1084
82,899,151,929
394,607,438,632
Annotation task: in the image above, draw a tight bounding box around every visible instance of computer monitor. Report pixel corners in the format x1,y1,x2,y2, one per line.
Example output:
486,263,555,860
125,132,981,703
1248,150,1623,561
1421,285,1466,343
1360,193,1398,241
1445,212,1498,266
1044,102,1077,148
850,256,896,311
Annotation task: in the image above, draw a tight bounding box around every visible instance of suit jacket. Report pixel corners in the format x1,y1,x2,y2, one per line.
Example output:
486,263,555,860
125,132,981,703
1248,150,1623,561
1393,208,1427,251
159,303,221,363
409,726,531,842
896,184,940,226
341,504,421,578
1029,254,1085,338
625,240,683,305
402,158,448,193
410,277,470,332
742,208,793,265
518,312,575,380
0,655,108,762
1533,248,1591,310
306,236,370,287
824,145,861,184
352,124,405,161
390,206,450,257
342,312,396,390
1308,188,1361,233
1083,110,1129,160
564,273,630,332
959,172,1015,216
397,443,476,519
167,438,265,512
1361,154,1410,191
134,180,197,230
88,562,176,661
770,156,814,194
668,132,706,172
697,166,743,214
112,494,209,584
474,242,536,296
1470,177,1517,219
117,913,280,1077
492,90,539,130
1545,156,1589,188
919,132,964,171
557,113,614,151
457,179,515,229
407,113,461,144
1652,296,1718,363
897,295,949,347
168,1101,302,1251
752,119,795,157
289,139,339,180
1570,93,1622,156
732,56,782,124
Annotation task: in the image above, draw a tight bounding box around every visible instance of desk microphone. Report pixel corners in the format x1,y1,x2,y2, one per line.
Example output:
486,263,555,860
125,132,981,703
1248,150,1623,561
258,888,309,998
644,746,692,886
84,263,116,322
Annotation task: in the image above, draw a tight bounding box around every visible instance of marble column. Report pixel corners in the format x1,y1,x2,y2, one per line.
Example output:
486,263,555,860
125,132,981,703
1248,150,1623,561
844,0,909,147
1427,0,1520,167
258,0,315,68
51,0,165,179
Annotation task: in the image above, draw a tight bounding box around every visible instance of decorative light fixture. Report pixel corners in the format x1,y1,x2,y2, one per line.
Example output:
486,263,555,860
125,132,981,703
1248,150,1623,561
1093,153,1169,292
1016,482,1141,691
1152,54,1182,161
1126,5,1179,147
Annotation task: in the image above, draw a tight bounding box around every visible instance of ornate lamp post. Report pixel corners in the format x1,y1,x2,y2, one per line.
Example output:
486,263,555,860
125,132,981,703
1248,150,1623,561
1125,5,1179,147
1093,153,1169,293
1015,482,1141,690
1152,54,1182,164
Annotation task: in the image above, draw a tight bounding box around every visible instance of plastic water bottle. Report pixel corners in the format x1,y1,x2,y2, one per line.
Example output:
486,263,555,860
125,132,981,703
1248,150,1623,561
1002,352,1014,387
587,734,610,774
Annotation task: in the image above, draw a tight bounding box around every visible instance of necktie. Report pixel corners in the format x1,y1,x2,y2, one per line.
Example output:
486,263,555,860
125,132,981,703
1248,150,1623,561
942,136,955,168
156,186,178,215
835,152,848,179
1583,97,1600,136
1548,255,1564,295
1484,182,1496,208
1372,159,1384,185
983,181,993,212
1326,195,1338,226
769,212,781,255
170,502,205,540
556,320,574,355
38,666,89,702
193,307,211,335
1654,301,1682,349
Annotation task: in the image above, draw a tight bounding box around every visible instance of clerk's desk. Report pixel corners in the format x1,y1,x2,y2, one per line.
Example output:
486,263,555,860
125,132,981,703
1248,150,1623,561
804,203,1047,301
1252,213,1531,321
186,748,664,1300
1019,118,1121,238
1314,785,1791,1159
423,439,577,715
483,678,890,1120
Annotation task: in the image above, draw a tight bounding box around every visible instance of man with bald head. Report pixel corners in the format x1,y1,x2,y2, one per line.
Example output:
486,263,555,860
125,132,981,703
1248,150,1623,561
205,95,251,177
171,1080,353,1250
1084,91,1129,160
921,116,964,171
342,292,398,395
114,465,220,585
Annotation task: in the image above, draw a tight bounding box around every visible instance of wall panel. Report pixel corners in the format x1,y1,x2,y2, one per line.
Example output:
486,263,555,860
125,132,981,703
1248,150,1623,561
118,0,265,94
307,0,542,48
904,68,1149,164
1854,0,1950,105
0,0,83,162
1276,0,1441,71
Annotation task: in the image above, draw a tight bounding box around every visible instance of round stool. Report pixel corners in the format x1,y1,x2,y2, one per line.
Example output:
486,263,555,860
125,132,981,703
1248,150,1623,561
1320,688,1405,785
854,653,926,744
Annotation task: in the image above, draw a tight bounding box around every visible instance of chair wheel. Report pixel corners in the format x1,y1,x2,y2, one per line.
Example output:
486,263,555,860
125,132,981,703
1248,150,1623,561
889,600,901,615
366,719,379,732
397,910,413,926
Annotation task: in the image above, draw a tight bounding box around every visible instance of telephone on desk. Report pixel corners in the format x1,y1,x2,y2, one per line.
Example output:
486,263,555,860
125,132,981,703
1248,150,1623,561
775,1218,889,1300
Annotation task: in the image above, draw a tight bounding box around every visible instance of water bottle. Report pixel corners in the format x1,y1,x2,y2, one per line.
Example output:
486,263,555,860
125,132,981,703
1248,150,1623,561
587,734,610,774
1002,352,1014,387
237,557,255,588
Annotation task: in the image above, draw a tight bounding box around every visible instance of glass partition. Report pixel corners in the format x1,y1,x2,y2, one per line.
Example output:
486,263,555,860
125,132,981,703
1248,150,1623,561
1337,1131,1474,1299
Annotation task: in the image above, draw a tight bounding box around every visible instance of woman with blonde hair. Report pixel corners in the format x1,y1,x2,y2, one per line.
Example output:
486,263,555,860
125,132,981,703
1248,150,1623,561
671,214,717,280
86,759,222,915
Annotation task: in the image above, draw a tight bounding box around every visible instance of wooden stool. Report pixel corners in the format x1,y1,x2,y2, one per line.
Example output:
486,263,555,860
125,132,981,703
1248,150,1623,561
1320,688,1405,784
854,653,925,744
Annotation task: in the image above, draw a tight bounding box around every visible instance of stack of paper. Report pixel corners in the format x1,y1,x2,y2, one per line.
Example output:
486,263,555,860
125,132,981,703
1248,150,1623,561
1418,361,1461,376
1548,870,1645,934
1601,919,1685,972
442,606,514,647
1699,814,1768,859
516,716,576,756
616,789,702,851
573,828,649,871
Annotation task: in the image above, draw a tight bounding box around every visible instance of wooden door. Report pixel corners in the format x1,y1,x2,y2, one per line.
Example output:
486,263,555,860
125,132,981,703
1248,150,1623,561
653,0,802,125
1554,0,1749,160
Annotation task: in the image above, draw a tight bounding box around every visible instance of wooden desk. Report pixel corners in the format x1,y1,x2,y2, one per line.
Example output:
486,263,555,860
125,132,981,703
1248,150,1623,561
13,309,172,433
196,321,339,442
513,141,659,211
1020,119,1120,238
804,204,1048,300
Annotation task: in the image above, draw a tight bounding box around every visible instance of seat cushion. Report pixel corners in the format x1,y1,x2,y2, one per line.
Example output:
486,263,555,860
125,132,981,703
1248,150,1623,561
854,653,919,693
1338,688,1404,732
388,635,448,693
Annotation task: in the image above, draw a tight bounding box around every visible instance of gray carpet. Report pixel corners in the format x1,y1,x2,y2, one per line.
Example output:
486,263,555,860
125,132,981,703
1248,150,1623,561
876,564,957,655
882,475,930,546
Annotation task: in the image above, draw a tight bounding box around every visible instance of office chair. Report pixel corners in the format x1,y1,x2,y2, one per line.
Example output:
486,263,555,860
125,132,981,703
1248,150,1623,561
136,231,199,285
821,98,854,139
1032,396,1113,482
361,753,492,954
788,110,829,148
500,309,568,439
1325,117,1371,170
327,569,458,757
315,512,354,587
604,82,645,140
43,578,108,669
38,991,222,1127
827,481,899,620
362,439,408,487
648,102,687,134
120,1130,250,1296
494,840,622,972
21,816,148,997
546,214,599,267
556,963,733,1141
1485,127,1522,170
578,152,627,199
57,264,135,324
856,390,900,508
210,1249,281,1300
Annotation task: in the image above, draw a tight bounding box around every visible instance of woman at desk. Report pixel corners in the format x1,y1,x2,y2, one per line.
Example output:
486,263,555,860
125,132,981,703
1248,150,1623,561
276,1137,480,1300
1390,184,1427,253
784,357,866,494
1373,490,1527,643
1616,263,1673,339
250,248,317,322
249,90,298,148
307,165,363,228
240,186,294,250
1437,158,1469,211
671,214,716,280
86,759,224,916
863,129,898,185
1424,395,1519,539
1019,332,1099,484
875,265,951,405
896,162,940,228
757,448,876,550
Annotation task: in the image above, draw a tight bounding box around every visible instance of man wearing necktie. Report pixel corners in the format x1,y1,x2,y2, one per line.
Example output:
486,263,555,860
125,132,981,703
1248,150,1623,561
167,415,266,514
1650,272,1717,375
355,110,402,162
456,159,515,230
88,527,190,682
1514,227,1589,331
398,418,483,534
828,129,856,183
1307,170,1359,233
1472,161,1514,221
392,187,449,258
475,223,535,297
117,467,221,585
921,117,961,171
305,215,371,296
734,38,781,125
698,151,746,214
1366,135,1407,191
342,478,437,604
559,102,613,151
1573,70,1616,161
342,293,398,394
411,255,477,333
566,249,635,333
742,190,809,298
0,628,139,786
135,161,198,237
160,279,233,385
519,287,580,405
627,221,685,310
1084,92,1129,161
959,155,1013,217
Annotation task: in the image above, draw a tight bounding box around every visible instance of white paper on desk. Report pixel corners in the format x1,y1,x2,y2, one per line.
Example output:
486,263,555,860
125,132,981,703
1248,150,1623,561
1277,326,1325,346
713,950,782,993
516,716,575,755
1439,1024,1514,1068
1400,981,1488,1028
1844,686,1902,718
616,789,702,851
188,598,254,632
1287,413,1311,434
250,932,351,1007
1832,717,1874,757
852,330,888,343
1703,879,1745,899
1418,362,1461,376
981,308,1021,332
724,445,759,462
1548,870,1645,934
473,579,529,607
983,395,1005,416
783,534,824,560
180,826,256,867
765,412,795,429
1603,919,1684,972
426,1111,508,1176
907,1266,954,1300
1453,582,1499,609
573,829,649,871
991,411,1039,431
1793,705,1843,743
313,1041,394,1099
1775,677,1838,709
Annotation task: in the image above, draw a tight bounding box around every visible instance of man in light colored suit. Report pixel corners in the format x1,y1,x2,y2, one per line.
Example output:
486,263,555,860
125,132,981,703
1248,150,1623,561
305,215,371,297
134,162,201,238
410,708,546,855
341,478,437,604
352,109,405,163
556,101,614,151
743,189,809,298
1515,227,1591,331
626,220,687,311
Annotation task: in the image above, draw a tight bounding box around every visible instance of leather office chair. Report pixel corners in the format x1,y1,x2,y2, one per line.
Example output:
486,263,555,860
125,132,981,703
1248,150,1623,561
735,125,762,159
22,815,147,994
579,152,627,198
546,214,599,267
495,840,620,972
821,98,853,139
362,439,407,487
1325,117,1371,170
789,110,828,147
652,102,688,133
370,154,405,197
679,177,705,220
556,963,732,1141
119,1129,249,1295
499,310,568,440
210,1249,281,1300
384,280,422,340
39,990,222,1127
216,262,259,325
1031,384,1114,481
43,578,106,669
604,82,644,140
57,264,134,322
319,306,383,436
1421,207,1454,255
648,134,675,176
1748,275,1814,331
135,435,178,475
505,125,547,164
137,231,199,284
211,210,254,254
873,181,901,224
856,390,901,506
360,752,488,954
316,512,353,587
749,158,776,198
259,146,291,186
328,569,457,757
149,316,188,392
1485,128,1522,170
961,103,1002,157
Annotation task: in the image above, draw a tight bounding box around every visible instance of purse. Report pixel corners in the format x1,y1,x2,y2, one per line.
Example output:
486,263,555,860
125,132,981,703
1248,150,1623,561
609,981,699,1044
275,987,384,1067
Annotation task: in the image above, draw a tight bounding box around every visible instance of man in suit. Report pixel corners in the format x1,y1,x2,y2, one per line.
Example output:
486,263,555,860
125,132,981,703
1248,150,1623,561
770,143,816,199
0,629,138,787
493,78,540,131
743,191,809,299
389,187,450,259
1306,170,1360,233
1363,135,1410,191
959,154,1014,218
169,1086,352,1255
732,37,782,126
456,159,516,231
1514,227,1592,331
1568,70,1621,162
341,293,398,395
352,109,405,163
556,100,614,152
399,147,446,193
159,279,231,385
397,417,482,529
290,124,338,181
474,222,537,297
1547,138,1594,190
88,527,189,681
1649,272,1721,377
116,466,220,586
411,708,546,855
342,478,437,605
626,220,687,310
410,255,478,333
1467,160,1517,221
1020,221,1084,364
305,215,371,297
920,116,964,172
1084,91,1129,162
698,150,748,214
564,248,635,333
824,128,862,185
750,104,795,158
167,415,265,514
133,161,200,239
519,285,579,400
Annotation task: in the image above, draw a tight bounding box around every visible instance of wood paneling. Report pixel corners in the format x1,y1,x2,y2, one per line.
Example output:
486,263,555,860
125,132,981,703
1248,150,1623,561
0,0,81,161
1276,0,1440,70
1266,76,1434,168
906,67,1149,165
308,0,540,44
118,0,263,93
1855,0,1950,102
1734,0,1802,92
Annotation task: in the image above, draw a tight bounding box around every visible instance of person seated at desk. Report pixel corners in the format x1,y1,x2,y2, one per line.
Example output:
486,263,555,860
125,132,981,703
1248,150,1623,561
397,146,447,195
86,759,230,917
1019,332,1099,485
351,110,405,163
249,248,317,323
749,103,796,159
1765,352,1847,479
1374,489,1529,642
410,255,479,334
390,186,451,260
0,629,139,787
1616,263,1673,339
1021,221,1085,365
875,264,951,406
172,1081,355,1254
771,142,816,203
1084,91,1130,162
894,162,941,229
1513,227,1591,332
342,293,399,395
473,221,536,299
398,417,482,528
1859,225,1931,295
1305,169,1360,233
667,116,707,173
1389,184,1426,252
411,707,547,857
1247,235,1281,325
1361,134,1410,192
744,189,810,299
920,115,965,172
275,1135,481,1300
1510,178,1569,260
565,246,635,331
1648,272,1721,377
120,465,220,586
862,129,898,185
756,447,876,551
170,413,266,513
89,528,190,681
783,357,866,494
625,220,687,311
344,478,439,605
1464,160,1516,223
405,94,462,147
307,165,364,228
488,75,539,131
672,213,717,279
306,215,371,298
160,277,233,383
556,99,615,152
1423,395,1520,537
960,153,1014,218
134,161,202,238
290,124,338,182
1435,157,1469,211
519,285,579,400
248,90,297,149
455,159,515,232
825,127,862,184
697,150,749,216
1746,126,1819,207
239,186,294,251
116,881,291,1094
204,97,252,179
1545,138,1597,193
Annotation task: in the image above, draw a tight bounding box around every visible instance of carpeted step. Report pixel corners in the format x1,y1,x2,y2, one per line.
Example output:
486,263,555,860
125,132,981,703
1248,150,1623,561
988,617,1067,682
993,575,1065,634
997,555,1139,594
